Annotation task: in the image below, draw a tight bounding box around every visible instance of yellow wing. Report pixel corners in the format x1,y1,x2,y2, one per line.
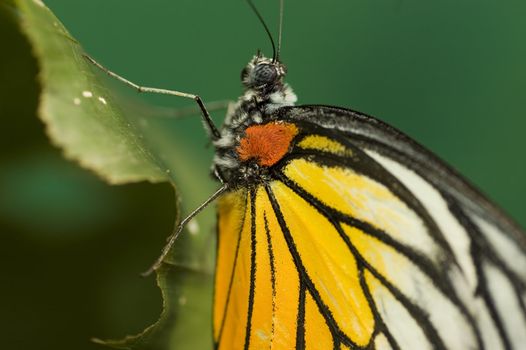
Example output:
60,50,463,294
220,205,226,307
213,120,526,349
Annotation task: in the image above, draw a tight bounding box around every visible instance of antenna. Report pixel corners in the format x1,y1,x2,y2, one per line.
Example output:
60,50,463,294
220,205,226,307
277,0,284,61
246,0,277,61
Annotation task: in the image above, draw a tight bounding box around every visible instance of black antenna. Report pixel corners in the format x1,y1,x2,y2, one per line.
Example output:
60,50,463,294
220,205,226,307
277,0,284,61
246,0,277,62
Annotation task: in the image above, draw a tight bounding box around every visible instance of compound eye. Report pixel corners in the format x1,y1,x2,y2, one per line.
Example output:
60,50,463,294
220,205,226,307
252,64,278,86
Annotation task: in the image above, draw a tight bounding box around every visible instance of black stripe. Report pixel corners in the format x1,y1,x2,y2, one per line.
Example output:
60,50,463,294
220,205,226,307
263,213,277,346
357,251,447,350
476,258,511,350
244,190,257,350
477,260,511,350
444,194,513,350
516,286,526,324
216,191,248,347
446,195,526,291
296,283,306,349
378,329,399,350
358,266,401,350
265,184,354,348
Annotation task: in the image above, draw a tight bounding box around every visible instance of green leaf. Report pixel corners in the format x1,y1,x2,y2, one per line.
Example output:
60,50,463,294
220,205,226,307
7,0,217,349
15,0,167,184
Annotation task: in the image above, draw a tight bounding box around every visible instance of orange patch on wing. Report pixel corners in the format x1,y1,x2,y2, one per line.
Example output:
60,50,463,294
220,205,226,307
237,122,298,166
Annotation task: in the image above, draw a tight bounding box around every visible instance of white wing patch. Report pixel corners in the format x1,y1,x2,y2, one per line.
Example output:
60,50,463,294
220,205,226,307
363,148,526,349
366,150,479,291
484,262,526,349
474,216,526,280
448,268,505,350
365,271,434,350
374,333,393,350
346,224,477,349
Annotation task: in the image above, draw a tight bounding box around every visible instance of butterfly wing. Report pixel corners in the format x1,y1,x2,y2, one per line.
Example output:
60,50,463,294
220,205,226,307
213,105,526,349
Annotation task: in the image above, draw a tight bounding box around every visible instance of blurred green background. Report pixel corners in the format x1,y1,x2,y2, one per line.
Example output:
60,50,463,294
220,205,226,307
1,0,525,349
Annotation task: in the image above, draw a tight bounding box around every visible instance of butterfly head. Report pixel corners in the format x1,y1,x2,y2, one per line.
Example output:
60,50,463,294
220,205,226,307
241,55,287,93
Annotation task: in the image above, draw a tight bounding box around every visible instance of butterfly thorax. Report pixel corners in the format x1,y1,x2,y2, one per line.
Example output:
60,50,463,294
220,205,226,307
213,55,298,186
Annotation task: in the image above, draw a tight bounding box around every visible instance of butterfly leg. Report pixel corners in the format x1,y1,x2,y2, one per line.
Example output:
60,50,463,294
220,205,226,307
143,100,233,119
141,184,229,277
213,165,227,185
83,54,221,140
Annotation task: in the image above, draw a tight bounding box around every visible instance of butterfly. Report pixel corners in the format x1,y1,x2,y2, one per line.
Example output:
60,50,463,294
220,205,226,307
208,62,526,349
87,0,526,348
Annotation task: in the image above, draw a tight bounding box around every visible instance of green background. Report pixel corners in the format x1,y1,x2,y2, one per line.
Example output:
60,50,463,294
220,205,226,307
1,0,525,349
